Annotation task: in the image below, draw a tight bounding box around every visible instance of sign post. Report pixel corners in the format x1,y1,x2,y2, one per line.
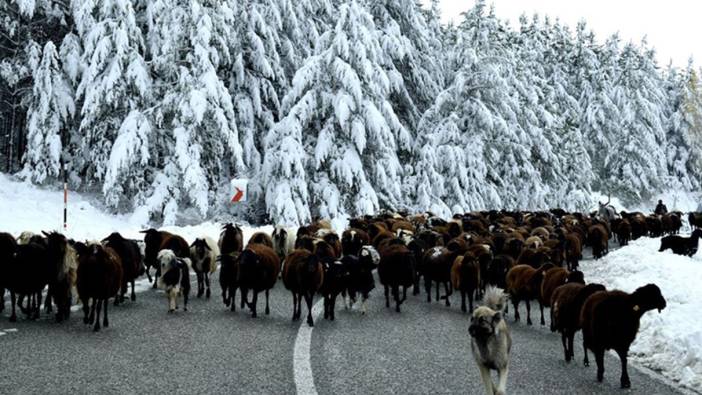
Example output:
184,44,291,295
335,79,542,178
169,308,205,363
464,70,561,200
230,179,248,203
61,157,67,230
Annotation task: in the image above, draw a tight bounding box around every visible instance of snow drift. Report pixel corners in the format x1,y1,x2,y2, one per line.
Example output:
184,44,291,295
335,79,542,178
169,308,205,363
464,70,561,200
580,237,702,391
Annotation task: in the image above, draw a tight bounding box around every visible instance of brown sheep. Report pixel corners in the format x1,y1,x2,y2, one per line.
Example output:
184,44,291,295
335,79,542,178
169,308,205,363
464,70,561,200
102,232,144,304
282,249,324,326
237,244,281,318
580,284,666,388
450,252,480,313
564,233,583,270
516,247,551,268
247,232,274,248
378,244,416,312
505,263,555,325
77,243,123,332
550,283,606,363
587,224,609,259
539,268,584,326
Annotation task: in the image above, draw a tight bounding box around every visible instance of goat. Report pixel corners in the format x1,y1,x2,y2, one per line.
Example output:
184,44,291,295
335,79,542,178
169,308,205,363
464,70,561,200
219,223,244,255
190,237,219,298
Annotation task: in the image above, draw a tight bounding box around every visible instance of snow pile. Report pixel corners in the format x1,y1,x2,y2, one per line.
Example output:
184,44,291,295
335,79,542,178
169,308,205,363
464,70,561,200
0,173,267,243
580,237,702,391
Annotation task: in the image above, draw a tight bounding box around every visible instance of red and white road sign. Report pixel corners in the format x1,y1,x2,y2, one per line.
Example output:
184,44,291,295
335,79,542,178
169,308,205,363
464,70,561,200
230,179,248,203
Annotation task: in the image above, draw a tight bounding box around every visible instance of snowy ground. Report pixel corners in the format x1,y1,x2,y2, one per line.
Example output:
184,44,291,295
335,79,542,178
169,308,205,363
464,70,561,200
2,173,700,391
580,237,702,391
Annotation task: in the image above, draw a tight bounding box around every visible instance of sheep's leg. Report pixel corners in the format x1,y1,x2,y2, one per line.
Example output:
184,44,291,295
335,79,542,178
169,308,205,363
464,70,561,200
145,266,152,283
103,299,109,328
393,285,401,313
468,290,474,312
240,288,246,309
384,285,390,308
496,366,509,395
595,348,605,382
82,297,90,324
323,295,329,320
512,298,520,322
9,291,17,322
93,299,102,332
567,332,575,361
561,332,570,362
292,293,299,321
330,294,337,321
525,300,532,325
34,292,43,320
305,292,314,327
44,288,52,313
582,339,590,367
539,302,545,326
205,273,211,299
460,291,467,313
168,291,176,312
222,286,229,306
413,274,420,296
250,291,258,318
296,293,303,320
443,282,451,307
425,277,431,302
361,296,367,315
130,279,136,301
264,289,270,315
196,273,204,298
477,364,495,395
616,349,631,388
89,298,96,324
183,287,189,312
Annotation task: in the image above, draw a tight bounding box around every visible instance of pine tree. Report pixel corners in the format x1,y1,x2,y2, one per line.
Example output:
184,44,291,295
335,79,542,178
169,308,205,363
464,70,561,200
266,1,410,223
21,41,75,184
74,0,151,186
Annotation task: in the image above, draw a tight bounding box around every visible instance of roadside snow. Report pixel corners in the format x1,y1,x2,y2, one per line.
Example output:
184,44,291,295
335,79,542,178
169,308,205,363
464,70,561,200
580,236,702,391
0,173,268,243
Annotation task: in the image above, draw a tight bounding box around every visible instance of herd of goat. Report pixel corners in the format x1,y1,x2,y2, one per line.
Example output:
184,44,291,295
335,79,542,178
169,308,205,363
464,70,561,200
1,208,701,390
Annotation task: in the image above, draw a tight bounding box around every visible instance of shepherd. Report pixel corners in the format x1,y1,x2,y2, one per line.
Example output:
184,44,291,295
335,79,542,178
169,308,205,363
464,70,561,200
654,200,668,215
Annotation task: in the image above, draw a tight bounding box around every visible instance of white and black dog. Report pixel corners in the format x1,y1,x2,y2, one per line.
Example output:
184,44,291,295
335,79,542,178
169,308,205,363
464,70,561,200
157,250,191,313
469,286,511,395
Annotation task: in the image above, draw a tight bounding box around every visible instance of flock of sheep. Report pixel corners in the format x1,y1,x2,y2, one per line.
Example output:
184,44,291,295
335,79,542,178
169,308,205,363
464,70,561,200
1,208,700,392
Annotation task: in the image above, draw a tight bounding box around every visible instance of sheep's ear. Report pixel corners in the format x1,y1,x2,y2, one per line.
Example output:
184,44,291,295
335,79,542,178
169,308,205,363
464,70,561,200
633,305,640,312
204,243,211,251
42,230,50,237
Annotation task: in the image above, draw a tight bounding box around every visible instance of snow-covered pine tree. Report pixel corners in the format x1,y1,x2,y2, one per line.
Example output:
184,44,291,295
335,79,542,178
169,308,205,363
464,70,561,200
138,0,243,224
604,42,669,203
21,41,75,184
73,0,151,189
667,61,702,189
265,1,411,224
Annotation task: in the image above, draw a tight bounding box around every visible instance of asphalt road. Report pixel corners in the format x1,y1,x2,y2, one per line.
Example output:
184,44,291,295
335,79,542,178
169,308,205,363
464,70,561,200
0,262,690,395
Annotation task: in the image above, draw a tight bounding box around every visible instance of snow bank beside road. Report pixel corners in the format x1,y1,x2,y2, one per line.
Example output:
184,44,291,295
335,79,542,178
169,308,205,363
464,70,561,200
0,173,267,243
580,237,702,391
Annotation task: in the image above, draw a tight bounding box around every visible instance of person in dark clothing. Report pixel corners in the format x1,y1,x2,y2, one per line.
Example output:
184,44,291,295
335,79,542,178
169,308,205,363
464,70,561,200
654,200,668,215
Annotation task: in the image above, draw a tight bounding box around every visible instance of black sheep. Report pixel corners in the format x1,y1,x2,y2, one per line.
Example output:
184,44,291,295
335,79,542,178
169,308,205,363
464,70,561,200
659,229,702,256
580,284,666,388
102,232,144,304
345,246,378,314
0,232,18,313
219,253,240,311
378,244,416,313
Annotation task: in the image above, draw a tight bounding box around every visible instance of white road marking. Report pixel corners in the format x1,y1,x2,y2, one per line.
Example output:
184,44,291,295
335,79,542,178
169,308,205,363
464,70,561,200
5,328,17,332
293,298,324,395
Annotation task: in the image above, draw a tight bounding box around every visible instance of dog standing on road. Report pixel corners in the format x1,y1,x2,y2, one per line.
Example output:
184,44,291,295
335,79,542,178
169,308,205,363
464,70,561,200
469,286,511,395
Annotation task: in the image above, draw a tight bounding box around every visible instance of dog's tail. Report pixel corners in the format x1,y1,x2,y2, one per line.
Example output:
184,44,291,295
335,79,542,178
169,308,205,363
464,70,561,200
483,286,508,313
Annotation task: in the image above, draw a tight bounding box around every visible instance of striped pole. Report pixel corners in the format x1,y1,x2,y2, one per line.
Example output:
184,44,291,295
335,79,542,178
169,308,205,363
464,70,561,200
61,158,67,230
